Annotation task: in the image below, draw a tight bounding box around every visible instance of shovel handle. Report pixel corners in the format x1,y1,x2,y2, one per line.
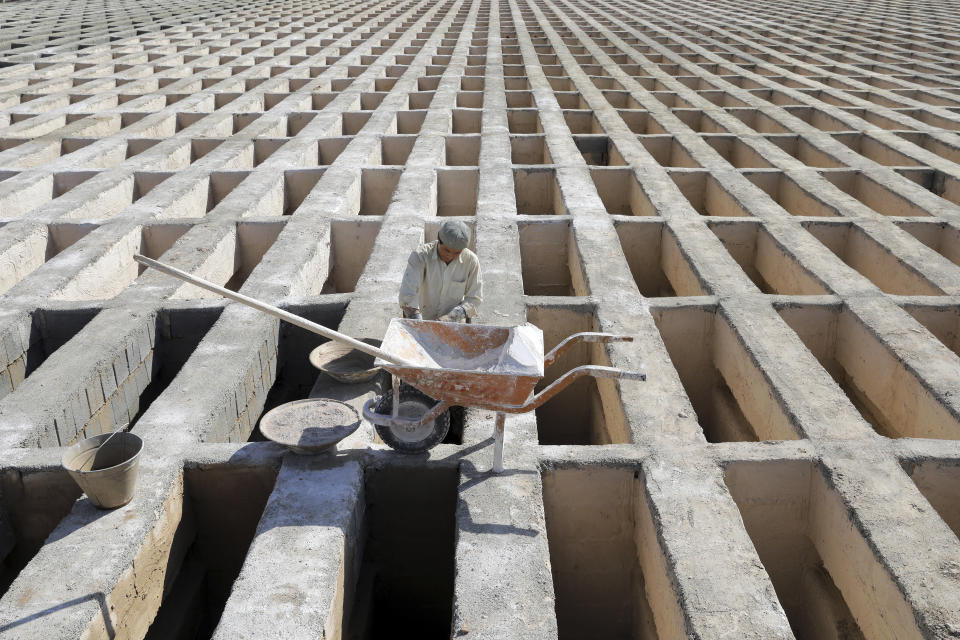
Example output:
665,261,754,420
134,254,409,366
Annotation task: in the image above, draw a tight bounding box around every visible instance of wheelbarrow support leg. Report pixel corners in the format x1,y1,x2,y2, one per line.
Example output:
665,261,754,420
492,412,505,473
391,375,400,419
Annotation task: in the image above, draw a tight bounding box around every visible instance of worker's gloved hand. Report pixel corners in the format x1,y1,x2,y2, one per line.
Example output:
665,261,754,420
402,306,422,320
438,305,467,323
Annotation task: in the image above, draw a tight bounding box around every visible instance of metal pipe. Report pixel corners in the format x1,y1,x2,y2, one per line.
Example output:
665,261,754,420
134,254,410,365
492,412,505,473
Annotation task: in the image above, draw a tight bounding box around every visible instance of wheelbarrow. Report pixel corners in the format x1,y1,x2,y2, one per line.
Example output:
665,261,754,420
133,255,645,471
362,318,645,472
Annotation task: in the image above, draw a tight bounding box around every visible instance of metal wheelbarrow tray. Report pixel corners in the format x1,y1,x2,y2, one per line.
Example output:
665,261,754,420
362,319,645,471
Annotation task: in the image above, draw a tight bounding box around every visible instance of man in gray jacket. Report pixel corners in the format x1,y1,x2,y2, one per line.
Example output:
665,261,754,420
398,220,482,322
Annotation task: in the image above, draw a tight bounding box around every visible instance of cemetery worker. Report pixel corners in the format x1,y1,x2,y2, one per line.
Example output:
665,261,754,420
398,220,482,322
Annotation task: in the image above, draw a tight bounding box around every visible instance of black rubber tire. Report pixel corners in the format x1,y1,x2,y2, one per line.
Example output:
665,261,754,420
373,384,450,453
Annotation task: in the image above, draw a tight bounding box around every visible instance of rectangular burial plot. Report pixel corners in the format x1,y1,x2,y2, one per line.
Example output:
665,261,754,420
379,135,416,166
901,303,960,359
527,305,629,444
445,134,480,166
699,135,774,168
894,221,960,268
667,169,756,217
764,135,847,168
652,305,800,442
514,167,564,215
591,168,657,216
905,459,960,541
168,222,285,298
724,461,871,640
358,168,402,216
144,464,278,640
614,219,705,297
436,168,478,216
638,135,701,167
708,220,831,294
573,135,627,166
70,306,221,445
0,465,83,596
818,169,931,217
511,134,552,164
742,170,841,217
283,168,327,215
830,132,923,166
518,220,586,296
802,221,944,295
0,308,98,401
541,468,661,639
0,222,96,296
344,465,457,639
320,219,380,293
777,303,960,438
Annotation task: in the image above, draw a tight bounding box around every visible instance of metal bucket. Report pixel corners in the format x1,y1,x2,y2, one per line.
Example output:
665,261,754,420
62,432,143,509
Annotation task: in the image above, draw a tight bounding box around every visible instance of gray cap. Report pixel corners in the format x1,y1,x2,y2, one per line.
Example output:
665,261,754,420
437,220,470,251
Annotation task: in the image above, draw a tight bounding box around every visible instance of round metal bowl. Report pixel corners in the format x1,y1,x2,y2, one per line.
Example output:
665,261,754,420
308,338,382,383
259,399,361,454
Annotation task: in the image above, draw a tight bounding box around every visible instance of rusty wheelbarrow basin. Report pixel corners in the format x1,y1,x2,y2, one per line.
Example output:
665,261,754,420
374,319,545,407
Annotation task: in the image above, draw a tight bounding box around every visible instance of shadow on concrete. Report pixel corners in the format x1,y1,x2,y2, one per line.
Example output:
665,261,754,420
0,591,115,638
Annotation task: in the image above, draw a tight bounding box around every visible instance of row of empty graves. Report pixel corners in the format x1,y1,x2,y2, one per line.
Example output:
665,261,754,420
0,0,959,637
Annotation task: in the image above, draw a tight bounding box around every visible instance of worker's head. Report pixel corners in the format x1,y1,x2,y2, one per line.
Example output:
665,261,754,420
437,220,470,264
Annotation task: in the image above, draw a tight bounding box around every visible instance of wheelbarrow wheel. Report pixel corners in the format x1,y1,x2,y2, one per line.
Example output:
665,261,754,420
373,384,450,453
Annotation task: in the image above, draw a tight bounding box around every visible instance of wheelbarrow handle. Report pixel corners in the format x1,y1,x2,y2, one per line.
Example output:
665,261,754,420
133,254,411,366
543,332,635,368
492,365,646,414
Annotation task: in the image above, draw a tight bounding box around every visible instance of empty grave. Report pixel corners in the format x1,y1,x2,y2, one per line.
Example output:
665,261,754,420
818,169,932,217
830,132,923,166
742,170,841,217
904,460,960,542
668,169,756,217
802,221,944,295
77,307,221,444
511,134,552,164
0,308,98,403
283,168,327,215
573,135,627,166
652,305,800,442
725,461,882,640
144,464,278,639
613,219,705,297
436,168,478,216
902,303,960,359
0,222,97,296
444,134,480,166
541,468,661,639
777,303,960,438
700,135,774,168
591,168,657,216
344,465,457,640
514,168,564,215
358,167,402,216
638,135,701,168
708,221,831,294
527,304,629,445
160,222,283,299
897,221,960,272
0,465,82,597
518,220,586,297
320,219,380,294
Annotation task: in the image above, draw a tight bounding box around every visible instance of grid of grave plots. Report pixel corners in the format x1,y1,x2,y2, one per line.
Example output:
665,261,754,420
1,0,960,638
